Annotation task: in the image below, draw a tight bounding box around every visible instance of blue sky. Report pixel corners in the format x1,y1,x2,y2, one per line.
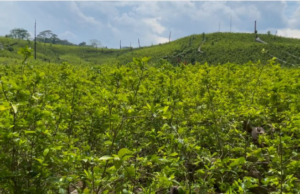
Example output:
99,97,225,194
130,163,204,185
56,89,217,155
0,1,299,48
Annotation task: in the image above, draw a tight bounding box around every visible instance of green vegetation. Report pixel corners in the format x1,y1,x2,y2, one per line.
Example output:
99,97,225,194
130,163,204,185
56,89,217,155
1,46,300,193
36,30,74,46
1,32,300,66
5,28,75,46
5,28,31,40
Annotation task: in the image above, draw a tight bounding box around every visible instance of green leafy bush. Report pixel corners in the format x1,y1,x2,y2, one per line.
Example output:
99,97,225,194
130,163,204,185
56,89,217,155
0,55,300,193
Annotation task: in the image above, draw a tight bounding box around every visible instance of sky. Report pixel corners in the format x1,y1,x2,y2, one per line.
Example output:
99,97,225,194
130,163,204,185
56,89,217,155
0,1,299,48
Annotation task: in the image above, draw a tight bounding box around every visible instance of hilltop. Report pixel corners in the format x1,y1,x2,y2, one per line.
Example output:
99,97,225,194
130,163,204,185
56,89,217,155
0,32,300,66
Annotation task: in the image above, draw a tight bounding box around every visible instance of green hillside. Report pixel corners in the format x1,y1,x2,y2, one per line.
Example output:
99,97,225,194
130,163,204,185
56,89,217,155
2,32,300,193
0,32,300,66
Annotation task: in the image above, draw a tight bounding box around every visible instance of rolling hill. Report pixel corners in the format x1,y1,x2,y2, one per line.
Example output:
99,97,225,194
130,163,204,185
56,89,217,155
0,32,300,66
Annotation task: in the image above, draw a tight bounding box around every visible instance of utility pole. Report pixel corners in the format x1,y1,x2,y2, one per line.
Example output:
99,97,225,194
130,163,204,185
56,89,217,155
138,39,140,48
254,20,257,38
219,22,220,32
120,40,121,49
230,15,232,33
169,31,171,42
34,20,37,60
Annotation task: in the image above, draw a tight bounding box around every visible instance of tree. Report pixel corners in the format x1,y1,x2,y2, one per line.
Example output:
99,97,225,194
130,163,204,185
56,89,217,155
35,30,74,45
51,34,58,44
6,28,31,40
90,39,102,48
79,42,86,46
37,30,54,43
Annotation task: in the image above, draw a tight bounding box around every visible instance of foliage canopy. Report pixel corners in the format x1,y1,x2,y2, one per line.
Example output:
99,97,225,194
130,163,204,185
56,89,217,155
1,51,300,193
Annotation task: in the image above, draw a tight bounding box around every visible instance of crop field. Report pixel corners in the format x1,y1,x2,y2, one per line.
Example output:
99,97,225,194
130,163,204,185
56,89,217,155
1,46,300,194
1,33,300,67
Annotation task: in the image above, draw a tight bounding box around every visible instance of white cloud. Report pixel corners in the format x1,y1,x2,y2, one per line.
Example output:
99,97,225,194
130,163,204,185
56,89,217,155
150,35,169,45
234,4,261,20
107,22,121,37
143,17,165,34
113,13,137,27
132,2,162,17
288,5,300,28
277,29,300,39
77,1,120,16
59,31,77,40
69,2,102,27
78,1,300,47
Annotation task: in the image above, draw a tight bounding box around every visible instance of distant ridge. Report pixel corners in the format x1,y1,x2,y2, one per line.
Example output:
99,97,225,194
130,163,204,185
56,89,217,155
0,32,300,66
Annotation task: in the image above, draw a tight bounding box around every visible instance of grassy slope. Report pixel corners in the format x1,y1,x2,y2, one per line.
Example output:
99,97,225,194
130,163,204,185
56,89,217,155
0,32,300,65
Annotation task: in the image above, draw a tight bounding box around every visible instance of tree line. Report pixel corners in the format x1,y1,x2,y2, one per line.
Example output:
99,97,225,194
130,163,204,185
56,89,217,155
4,28,103,48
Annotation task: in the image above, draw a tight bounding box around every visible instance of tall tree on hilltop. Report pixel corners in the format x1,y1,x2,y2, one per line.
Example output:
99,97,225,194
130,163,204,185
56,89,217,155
37,30,54,43
6,28,31,40
51,34,58,44
78,42,86,46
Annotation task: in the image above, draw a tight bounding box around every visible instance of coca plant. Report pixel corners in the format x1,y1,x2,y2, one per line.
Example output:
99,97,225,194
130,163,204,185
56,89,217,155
0,48,300,193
